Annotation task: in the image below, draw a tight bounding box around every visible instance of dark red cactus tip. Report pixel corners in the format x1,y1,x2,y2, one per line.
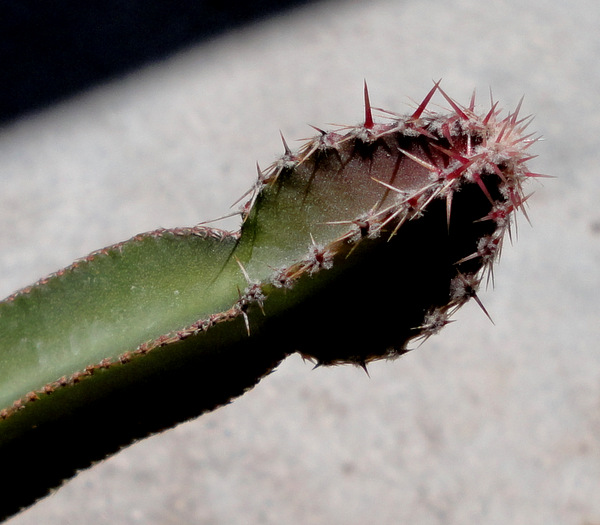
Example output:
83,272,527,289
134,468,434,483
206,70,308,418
273,81,543,366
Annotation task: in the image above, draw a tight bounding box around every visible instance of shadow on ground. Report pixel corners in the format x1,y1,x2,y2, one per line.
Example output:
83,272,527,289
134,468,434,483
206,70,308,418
0,0,319,124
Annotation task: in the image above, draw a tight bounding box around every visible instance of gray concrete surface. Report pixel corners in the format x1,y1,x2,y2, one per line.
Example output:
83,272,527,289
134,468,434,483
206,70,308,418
1,0,599,523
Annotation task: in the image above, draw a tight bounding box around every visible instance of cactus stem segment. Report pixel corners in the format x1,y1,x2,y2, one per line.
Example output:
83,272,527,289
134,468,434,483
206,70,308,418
0,82,543,520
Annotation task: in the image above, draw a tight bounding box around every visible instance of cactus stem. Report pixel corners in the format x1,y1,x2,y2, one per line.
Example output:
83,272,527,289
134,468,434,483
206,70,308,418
0,83,544,520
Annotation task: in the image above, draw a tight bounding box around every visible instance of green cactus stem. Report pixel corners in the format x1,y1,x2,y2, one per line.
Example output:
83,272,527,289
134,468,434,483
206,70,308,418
0,82,540,520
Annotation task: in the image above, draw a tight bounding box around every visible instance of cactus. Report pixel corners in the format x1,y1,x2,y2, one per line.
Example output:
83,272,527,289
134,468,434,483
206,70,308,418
0,82,540,520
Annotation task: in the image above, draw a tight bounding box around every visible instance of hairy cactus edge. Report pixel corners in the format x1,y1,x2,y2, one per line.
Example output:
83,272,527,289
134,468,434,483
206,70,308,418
0,82,543,520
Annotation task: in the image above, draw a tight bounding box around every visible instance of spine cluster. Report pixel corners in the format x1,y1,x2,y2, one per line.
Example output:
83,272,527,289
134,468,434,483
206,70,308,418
232,82,539,364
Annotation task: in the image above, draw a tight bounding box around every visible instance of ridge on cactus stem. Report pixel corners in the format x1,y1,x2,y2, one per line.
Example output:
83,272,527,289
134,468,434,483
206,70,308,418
0,82,542,521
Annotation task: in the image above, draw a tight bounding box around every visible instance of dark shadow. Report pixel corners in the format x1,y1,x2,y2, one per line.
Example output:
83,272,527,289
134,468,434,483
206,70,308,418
0,0,320,124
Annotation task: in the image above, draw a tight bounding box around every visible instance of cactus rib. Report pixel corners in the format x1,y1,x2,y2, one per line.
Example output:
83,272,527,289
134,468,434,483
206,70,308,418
0,83,540,520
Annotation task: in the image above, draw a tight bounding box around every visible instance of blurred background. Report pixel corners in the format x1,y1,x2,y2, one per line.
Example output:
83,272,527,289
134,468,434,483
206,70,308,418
1,0,599,523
